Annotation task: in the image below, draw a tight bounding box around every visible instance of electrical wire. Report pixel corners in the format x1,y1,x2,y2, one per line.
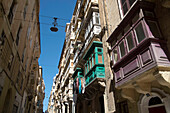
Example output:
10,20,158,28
1,8,71,21
0,17,67,28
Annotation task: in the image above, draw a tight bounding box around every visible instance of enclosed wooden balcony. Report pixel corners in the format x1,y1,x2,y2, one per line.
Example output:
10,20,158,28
72,68,84,94
83,41,105,87
107,1,170,89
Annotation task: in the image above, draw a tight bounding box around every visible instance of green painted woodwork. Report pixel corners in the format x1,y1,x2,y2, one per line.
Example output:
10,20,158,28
72,68,83,81
83,41,105,86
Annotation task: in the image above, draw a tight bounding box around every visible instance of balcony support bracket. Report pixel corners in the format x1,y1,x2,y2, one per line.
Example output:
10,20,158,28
132,82,151,95
154,70,170,88
121,88,137,103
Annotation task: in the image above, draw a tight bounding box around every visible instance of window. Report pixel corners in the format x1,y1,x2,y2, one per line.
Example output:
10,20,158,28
30,38,32,48
119,41,126,58
113,48,118,64
25,58,28,70
8,54,14,70
22,47,26,62
16,25,22,46
8,0,16,24
144,11,155,18
98,54,103,64
32,7,35,20
134,23,146,43
23,4,28,20
0,30,6,46
93,12,100,25
149,97,163,106
126,33,135,51
20,77,23,90
88,61,90,72
120,0,136,15
117,101,129,113
148,21,161,38
16,71,20,84
93,54,95,65
27,25,31,39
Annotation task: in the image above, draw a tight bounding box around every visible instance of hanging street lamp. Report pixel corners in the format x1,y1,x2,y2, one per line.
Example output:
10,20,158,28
50,17,58,32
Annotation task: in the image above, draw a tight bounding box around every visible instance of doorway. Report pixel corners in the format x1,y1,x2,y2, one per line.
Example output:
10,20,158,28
138,89,170,113
148,97,166,113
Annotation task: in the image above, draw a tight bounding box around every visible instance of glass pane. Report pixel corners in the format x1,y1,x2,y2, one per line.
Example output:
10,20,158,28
149,97,163,106
113,49,118,64
124,24,131,34
98,48,102,52
93,55,95,65
129,0,136,6
88,62,90,71
121,0,126,4
119,41,126,57
123,3,128,15
90,58,92,68
126,33,134,51
98,54,103,64
132,14,139,24
148,21,161,38
144,11,155,17
135,23,146,43
95,16,100,24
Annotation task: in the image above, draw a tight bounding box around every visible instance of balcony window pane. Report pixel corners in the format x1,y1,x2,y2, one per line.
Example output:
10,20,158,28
144,11,155,17
98,54,103,64
93,12,100,25
135,23,146,43
148,21,161,38
119,41,126,57
23,5,28,20
88,62,90,71
113,48,118,64
90,58,92,68
122,3,128,15
95,16,100,24
126,33,134,51
93,54,95,65
124,24,131,35
132,14,139,24
129,0,136,6
121,0,126,3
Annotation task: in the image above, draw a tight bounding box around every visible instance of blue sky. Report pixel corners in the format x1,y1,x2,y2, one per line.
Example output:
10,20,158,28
39,0,77,111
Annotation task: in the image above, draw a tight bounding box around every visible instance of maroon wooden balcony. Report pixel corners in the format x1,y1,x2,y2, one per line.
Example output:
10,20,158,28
107,1,170,88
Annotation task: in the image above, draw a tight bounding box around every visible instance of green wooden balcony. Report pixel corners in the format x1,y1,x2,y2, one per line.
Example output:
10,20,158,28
72,68,83,81
83,41,105,87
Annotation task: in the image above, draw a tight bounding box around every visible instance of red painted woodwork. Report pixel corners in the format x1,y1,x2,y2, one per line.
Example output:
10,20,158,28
149,106,166,113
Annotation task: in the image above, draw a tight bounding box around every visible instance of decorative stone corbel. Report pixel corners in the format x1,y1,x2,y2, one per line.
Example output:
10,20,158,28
132,82,151,95
121,88,136,103
98,81,106,87
154,70,170,88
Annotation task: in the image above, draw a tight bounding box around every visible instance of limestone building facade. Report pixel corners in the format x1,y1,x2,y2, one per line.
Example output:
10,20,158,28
0,0,45,113
50,0,170,113
99,0,170,113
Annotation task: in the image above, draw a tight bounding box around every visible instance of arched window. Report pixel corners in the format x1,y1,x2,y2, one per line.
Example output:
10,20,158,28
148,97,163,106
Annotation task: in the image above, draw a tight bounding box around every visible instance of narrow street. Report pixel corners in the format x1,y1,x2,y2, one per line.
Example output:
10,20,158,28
0,0,170,113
